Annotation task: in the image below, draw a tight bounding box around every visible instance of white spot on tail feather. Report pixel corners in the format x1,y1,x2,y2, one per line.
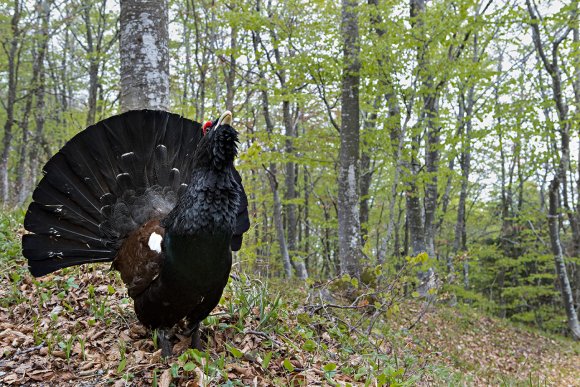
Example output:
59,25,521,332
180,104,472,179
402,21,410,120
148,232,163,253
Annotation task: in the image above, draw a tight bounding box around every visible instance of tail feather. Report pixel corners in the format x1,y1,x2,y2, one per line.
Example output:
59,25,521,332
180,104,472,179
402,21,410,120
24,110,202,277
154,145,170,187
31,180,101,231
25,203,106,245
40,154,103,220
23,109,249,277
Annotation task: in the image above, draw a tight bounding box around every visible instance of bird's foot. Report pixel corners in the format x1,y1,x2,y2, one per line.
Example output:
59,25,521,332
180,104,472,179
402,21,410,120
191,328,202,351
157,329,173,357
188,323,203,351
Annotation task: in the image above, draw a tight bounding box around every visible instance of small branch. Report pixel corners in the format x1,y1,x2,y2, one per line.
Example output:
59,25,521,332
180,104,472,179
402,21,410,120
243,329,283,347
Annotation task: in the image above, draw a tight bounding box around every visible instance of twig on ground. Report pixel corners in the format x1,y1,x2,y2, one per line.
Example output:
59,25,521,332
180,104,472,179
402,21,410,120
243,329,283,347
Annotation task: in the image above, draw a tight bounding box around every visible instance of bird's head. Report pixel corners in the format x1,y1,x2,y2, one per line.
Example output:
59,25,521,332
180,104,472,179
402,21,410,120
195,110,239,170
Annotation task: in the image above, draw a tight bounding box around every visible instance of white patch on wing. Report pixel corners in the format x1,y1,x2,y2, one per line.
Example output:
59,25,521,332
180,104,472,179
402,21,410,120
148,232,163,253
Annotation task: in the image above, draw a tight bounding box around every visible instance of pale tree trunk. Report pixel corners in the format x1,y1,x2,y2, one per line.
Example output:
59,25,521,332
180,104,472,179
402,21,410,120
27,0,50,197
368,0,405,262
454,31,478,289
454,87,473,289
266,165,292,278
378,93,406,263
527,0,580,255
81,0,117,125
252,28,293,278
225,26,237,112
15,0,50,206
263,6,308,279
548,179,580,340
0,0,21,205
407,0,427,260
338,0,363,278
359,112,375,246
84,2,99,125
120,0,169,112
573,8,580,306
283,104,308,279
411,0,439,259
409,0,439,294
191,0,208,121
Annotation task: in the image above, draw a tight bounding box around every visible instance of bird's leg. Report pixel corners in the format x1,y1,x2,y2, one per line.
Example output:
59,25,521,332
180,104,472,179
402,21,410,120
157,329,173,357
189,322,202,351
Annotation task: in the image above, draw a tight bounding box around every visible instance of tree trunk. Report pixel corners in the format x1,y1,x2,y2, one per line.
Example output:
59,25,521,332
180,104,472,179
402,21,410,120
267,165,293,278
423,95,440,259
120,0,169,112
454,87,473,289
283,104,307,279
338,0,363,278
548,179,580,340
359,113,375,246
527,0,580,256
225,26,237,112
252,27,294,278
0,0,21,205
28,0,50,195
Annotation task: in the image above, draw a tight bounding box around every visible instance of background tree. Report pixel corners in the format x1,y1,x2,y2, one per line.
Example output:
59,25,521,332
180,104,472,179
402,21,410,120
119,0,169,112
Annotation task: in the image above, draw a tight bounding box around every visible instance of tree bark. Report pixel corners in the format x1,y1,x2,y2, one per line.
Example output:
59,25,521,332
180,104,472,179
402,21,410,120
338,0,363,278
359,113,375,246
527,0,580,256
266,165,293,278
0,0,21,205
251,26,294,278
454,87,473,289
548,179,580,340
28,0,50,196
120,0,169,112
283,104,307,279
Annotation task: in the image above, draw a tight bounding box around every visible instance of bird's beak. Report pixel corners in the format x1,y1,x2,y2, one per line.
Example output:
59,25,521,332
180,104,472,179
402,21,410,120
217,110,232,127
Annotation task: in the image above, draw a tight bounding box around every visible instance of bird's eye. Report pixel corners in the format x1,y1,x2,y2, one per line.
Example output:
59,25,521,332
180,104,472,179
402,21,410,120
202,121,213,136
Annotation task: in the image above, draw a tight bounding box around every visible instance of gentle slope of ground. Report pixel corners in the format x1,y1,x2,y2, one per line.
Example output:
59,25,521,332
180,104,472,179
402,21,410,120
0,260,578,386
0,214,578,385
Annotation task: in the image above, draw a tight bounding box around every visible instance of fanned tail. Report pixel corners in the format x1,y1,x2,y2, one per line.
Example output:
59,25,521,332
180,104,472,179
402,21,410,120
23,110,202,277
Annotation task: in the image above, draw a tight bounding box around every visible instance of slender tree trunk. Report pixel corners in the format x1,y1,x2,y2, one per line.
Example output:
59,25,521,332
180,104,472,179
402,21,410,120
1,0,21,205
225,26,237,112
378,94,405,262
527,0,580,255
454,87,473,289
84,2,98,125
266,165,292,278
423,95,440,259
338,0,363,278
359,113,374,246
548,179,580,340
120,0,169,112
283,104,307,279
303,166,311,270
27,0,50,194
252,27,294,278
407,0,428,259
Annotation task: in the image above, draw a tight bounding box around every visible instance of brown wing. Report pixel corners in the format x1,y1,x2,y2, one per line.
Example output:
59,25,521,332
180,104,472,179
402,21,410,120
113,219,165,298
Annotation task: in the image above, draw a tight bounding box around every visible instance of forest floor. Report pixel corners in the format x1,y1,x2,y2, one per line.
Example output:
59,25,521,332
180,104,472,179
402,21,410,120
0,218,578,385
0,262,578,386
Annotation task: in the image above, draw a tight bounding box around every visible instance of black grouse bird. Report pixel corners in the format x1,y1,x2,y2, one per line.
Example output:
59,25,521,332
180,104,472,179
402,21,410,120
22,109,249,356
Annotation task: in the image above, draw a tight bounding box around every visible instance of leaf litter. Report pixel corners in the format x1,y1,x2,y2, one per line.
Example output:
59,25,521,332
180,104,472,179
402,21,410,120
0,259,578,386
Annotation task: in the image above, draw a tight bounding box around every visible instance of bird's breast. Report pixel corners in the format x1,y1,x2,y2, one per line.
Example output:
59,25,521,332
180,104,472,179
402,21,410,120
161,230,233,291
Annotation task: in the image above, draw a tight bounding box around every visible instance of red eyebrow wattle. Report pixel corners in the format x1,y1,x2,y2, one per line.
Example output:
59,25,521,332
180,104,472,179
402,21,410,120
202,121,212,136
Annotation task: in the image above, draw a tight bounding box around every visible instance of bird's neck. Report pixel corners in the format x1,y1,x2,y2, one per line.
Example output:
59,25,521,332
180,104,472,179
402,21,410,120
162,165,240,236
